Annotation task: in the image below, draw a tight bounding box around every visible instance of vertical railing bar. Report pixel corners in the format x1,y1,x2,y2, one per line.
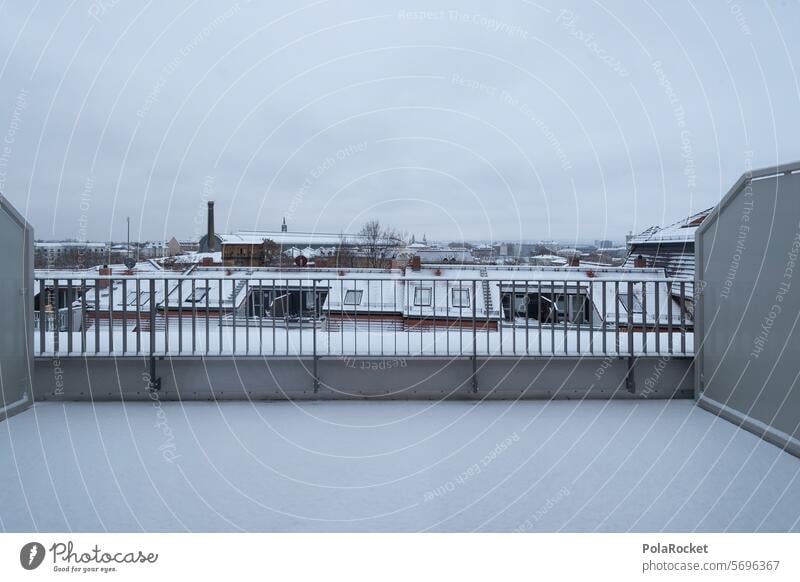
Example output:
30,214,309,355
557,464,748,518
524,280,529,356
231,277,237,355
642,281,647,355
191,279,196,355
121,279,126,355
680,281,686,354
67,279,73,355
667,281,673,354
654,281,660,355
551,280,555,356
537,280,542,356
273,279,277,356
299,279,303,357
81,280,87,354
281,279,292,356
219,278,224,355
393,279,397,357
107,277,113,354
149,278,156,358
94,278,100,354
512,281,516,356
472,280,477,377
563,281,568,355
205,278,210,355
38,279,45,354
245,279,250,355
498,280,503,356
432,279,436,356
419,279,423,357
339,279,344,357
446,281,450,357
614,281,620,355
163,278,168,355
485,280,490,357
588,281,593,355
312,279,318,387
576,281,581,355
259,279,263,355
407,282,410,357
380,278,384,357
135,278,141,355
177,278,182,355
459,280,463,356
367,278,371,357
627,281,634,356
601,281,607,356
53,279,60,355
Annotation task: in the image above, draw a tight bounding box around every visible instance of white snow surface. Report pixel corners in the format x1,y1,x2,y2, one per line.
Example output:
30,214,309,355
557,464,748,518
1,400,798,532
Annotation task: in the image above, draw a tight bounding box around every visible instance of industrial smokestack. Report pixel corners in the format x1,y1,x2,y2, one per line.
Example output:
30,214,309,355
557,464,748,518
207,201,216,251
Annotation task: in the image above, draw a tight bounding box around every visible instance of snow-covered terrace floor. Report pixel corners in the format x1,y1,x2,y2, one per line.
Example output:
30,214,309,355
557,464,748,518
1,400,798,532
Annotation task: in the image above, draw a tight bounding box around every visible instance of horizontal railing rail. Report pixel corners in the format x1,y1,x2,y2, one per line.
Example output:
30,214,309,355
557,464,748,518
32,274,695,359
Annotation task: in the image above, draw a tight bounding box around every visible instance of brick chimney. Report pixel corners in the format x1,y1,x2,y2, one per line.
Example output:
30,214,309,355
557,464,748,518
207,201,216,251
568,255,580,267
201,256,214,266
98,265,112,289
409,255,421,272
633,254,647,268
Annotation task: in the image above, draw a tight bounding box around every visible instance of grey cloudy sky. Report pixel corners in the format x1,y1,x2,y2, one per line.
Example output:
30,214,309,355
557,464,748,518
1,0,798,244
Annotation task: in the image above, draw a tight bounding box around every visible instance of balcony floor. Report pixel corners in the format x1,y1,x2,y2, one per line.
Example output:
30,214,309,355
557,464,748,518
1,400,798,532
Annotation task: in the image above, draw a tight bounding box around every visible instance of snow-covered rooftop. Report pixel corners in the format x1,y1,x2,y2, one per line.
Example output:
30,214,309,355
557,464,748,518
220,230,367,247
628,208,714,245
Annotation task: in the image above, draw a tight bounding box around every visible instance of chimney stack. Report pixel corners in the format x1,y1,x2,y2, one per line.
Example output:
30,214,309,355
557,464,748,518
568,255,580,267
98,265,112,289
409,255,421,271
633,254,647,268
207,201,216,251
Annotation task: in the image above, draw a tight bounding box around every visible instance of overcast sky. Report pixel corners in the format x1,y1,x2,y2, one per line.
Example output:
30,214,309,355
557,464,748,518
1,1,798,244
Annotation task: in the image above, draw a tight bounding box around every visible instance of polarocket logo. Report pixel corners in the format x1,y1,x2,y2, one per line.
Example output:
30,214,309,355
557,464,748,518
20,542,46,570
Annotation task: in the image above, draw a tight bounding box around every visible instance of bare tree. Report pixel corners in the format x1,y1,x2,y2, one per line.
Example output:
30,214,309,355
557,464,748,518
262,239,281,266
358,220,404,268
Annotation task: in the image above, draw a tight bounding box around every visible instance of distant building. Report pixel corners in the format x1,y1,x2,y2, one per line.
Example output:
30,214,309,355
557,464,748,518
141,241,168,258
34,241,109,267
166,237,182,257
624,208,712,280
415,248,474,264
220,230,356,266
529,254,568,266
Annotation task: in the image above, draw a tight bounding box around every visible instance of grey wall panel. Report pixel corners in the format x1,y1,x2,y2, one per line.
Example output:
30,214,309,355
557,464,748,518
34,356,693,401
696,165,800,454
0,196,33,421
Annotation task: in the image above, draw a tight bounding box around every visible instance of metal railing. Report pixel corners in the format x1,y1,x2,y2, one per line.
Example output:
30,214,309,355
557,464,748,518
32,274,695,359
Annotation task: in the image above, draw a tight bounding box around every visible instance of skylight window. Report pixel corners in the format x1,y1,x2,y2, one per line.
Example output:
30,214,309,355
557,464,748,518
343,290,363,305
451,287,470,308
413,287,432,307
187,287,210,303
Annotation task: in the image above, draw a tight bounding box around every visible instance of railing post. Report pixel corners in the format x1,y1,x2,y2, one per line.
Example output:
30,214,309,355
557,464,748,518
472,279,478,393
312,279,319,393
148,278,160,392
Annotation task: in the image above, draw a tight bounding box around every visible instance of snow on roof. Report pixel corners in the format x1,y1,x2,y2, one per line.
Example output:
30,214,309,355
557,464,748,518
628,208,713,245
220,230,367,247
35,241,108,248
624,208,712,286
